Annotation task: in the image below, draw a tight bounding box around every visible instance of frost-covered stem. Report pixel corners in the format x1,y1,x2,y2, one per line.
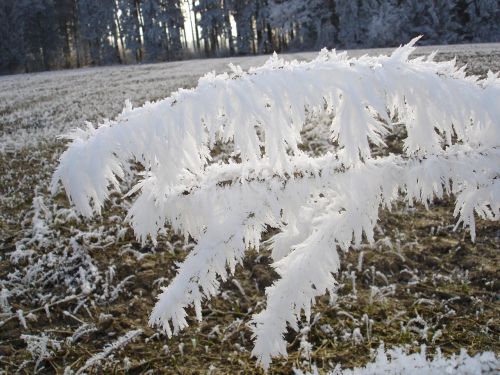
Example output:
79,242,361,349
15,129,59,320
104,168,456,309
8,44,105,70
75,329,142,375
0,295,81,328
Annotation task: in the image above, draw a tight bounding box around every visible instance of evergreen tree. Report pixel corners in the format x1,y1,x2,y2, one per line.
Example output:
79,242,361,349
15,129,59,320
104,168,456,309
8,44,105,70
254,0,273,53
335,0,361,47
11,0,63,72
140,0,184,61
267,0,332,50
118,0,144,63
141,0,166,61
78,0,118,65
464,0,500,42
0,0,19,73
164,0,185,58
360,0,405,47
229,0,255,55
196,0,226,56
1,0,499,74
400,0,461,45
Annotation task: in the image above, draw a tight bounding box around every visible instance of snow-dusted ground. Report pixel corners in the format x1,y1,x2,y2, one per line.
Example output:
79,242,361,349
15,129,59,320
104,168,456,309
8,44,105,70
1,43,499,151
0,44,499,373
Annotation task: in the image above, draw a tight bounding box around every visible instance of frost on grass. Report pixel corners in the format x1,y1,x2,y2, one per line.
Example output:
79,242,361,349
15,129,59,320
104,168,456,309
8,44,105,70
21,333,62,372
294,345,499,375
0,191,133,333
72,328,142,375
52,37,500,369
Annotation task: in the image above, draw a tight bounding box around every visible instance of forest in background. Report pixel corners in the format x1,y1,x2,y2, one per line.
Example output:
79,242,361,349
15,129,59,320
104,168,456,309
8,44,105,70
0,0,499,75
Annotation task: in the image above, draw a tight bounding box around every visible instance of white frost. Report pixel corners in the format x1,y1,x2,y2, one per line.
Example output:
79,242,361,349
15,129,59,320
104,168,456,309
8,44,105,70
294,345,499,375
52,38,500,369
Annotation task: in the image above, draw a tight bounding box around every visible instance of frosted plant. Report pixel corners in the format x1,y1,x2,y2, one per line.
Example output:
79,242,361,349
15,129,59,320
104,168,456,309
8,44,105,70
0,287,11,314
66,322,98,345
74,329,142,374
294,345,499,375
52,37,500,369
21,333,61,372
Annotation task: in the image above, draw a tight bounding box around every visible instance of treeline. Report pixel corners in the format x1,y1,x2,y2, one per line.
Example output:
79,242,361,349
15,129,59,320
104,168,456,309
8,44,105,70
0,0,498,75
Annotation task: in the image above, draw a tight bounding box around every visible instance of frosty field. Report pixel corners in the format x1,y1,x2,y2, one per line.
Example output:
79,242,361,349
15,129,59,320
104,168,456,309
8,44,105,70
1,44,499,374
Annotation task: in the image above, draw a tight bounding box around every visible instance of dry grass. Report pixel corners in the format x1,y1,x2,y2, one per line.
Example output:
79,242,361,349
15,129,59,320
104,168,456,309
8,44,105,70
1,184,498,374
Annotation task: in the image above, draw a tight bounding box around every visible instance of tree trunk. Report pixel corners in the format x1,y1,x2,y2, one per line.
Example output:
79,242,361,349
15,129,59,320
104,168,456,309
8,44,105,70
186,0,197,52
114,0,126,63
192,0,201,53
134,0,144,62
72,0,81,67
222,0,234,55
